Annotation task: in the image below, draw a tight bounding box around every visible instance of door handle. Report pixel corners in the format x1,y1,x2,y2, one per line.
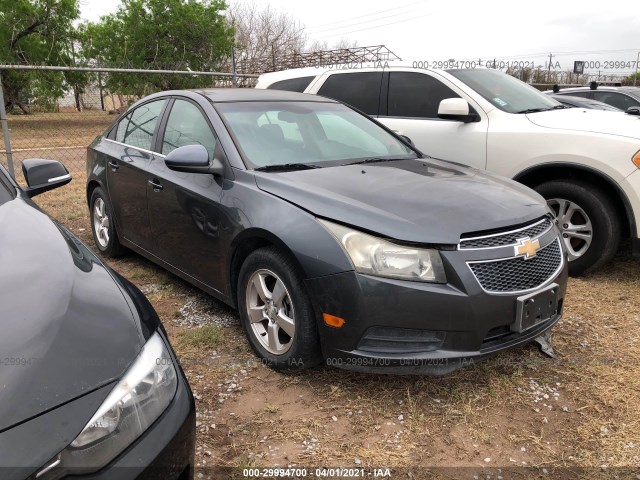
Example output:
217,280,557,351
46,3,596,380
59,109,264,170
148,179,163,192
108,160,119,171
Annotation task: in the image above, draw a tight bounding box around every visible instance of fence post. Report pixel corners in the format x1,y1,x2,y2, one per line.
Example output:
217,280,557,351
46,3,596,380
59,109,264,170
0,73,16,179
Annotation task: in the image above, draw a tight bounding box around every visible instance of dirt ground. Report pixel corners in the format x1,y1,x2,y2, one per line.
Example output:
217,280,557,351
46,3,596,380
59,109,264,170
35,171,640,480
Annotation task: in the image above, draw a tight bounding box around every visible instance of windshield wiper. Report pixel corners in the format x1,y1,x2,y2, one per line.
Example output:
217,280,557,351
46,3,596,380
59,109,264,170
346,157,412,166
516,107,554,114
254,163,322,172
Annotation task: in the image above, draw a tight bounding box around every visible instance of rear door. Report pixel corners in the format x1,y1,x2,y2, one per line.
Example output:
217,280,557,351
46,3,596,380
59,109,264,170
146,97,227,291
105,99,166,248
378,70,488,169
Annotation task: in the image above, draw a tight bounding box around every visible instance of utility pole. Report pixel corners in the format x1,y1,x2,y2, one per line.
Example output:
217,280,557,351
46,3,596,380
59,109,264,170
547,53,553,83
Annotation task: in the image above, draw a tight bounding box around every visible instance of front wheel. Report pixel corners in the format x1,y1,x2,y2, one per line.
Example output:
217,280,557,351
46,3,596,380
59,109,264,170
534,180,620,275
237,247,322,371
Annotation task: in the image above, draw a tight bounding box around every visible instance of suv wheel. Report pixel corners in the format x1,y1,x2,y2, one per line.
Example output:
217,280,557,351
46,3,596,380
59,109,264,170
237,246,322,371
535,180,620,275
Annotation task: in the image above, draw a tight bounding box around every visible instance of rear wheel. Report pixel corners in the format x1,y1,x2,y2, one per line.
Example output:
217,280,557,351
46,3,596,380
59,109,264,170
237,246,322,371
90,187,126,257
534,180,620,275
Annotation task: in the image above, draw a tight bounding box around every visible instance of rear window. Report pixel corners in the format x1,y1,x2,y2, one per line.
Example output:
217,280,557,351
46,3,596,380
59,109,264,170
317,72,383,115
267,76,315,93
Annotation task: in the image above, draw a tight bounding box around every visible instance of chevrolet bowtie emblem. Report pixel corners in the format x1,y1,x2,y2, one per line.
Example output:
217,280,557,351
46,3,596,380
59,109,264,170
514,237,540,260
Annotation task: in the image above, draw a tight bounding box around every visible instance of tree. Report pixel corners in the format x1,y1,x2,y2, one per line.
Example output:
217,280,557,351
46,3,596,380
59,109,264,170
306,39,359,52
0,0,80,113
623,72,640,86
227,2,306,74
81,0,234,95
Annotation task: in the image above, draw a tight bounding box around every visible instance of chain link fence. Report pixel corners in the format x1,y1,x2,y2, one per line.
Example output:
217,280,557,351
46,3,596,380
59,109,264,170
0,66,258,180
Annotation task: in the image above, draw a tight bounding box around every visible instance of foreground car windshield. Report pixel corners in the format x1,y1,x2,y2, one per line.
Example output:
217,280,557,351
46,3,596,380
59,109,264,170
215,101,415,168
448,68,561,114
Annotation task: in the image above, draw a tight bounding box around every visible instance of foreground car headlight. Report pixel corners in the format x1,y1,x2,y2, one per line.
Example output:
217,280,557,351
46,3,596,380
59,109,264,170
320,219,446,283
50,332,177,475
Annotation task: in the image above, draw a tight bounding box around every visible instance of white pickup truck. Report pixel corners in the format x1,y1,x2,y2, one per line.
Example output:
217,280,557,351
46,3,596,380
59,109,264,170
256,66,640,275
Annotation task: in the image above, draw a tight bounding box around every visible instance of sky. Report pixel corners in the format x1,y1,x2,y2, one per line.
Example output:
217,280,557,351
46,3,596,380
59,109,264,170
79,0,640,75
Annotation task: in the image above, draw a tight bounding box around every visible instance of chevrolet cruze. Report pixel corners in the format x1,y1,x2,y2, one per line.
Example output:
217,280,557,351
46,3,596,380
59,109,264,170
0,160,194,479
86,89,568,374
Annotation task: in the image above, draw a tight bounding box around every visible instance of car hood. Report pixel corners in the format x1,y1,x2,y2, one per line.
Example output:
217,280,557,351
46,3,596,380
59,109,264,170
525,108,640,140
0,197,144,432
254,159,547,244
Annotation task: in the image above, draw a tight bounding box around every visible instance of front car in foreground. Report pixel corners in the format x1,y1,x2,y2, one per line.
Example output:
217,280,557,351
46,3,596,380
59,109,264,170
86,89,567,374
0,162,194,479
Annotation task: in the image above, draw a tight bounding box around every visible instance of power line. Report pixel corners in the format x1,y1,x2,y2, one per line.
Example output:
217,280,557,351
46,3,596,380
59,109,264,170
306,1,425,30
309,7,424,34
317,12,435,39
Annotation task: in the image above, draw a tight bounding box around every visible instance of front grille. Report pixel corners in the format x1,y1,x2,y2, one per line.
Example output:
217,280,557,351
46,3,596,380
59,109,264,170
460,217,553,249
469,239,563,293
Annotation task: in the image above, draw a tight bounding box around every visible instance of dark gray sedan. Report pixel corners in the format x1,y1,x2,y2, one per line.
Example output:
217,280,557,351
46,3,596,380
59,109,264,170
86,89,568,374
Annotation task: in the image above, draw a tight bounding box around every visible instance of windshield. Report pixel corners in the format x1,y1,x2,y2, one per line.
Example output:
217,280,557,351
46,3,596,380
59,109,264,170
447,69,561,114
214,101,416,169
0,172,15,206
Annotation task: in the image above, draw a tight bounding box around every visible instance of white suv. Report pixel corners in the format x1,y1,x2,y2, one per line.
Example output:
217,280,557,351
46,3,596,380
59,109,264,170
256,66,640,275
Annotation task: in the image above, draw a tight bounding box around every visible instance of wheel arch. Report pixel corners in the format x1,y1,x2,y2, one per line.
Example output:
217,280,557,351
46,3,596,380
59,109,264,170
86,179,103,207
227,228,306,310
514,163,636,238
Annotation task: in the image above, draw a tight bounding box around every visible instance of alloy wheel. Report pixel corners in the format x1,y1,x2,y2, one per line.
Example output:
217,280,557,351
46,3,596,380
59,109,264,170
245,269,296,355
93,197,110,248
547,198,593,261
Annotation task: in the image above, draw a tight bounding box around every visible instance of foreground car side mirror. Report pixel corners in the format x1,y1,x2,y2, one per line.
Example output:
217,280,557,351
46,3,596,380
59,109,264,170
22,158,72,197
437,98,480,123
626,106,640,116
165,144,225,177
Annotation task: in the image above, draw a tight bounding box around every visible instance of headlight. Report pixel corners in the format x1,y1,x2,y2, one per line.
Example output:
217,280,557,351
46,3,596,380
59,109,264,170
320,219,446,283
48,331,177,476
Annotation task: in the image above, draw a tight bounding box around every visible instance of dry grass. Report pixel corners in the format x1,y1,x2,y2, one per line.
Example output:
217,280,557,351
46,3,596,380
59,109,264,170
34,172,640,475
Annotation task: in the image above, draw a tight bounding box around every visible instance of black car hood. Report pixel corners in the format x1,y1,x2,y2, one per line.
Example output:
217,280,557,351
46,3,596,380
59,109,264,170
0,198,144,432
254,159,547,244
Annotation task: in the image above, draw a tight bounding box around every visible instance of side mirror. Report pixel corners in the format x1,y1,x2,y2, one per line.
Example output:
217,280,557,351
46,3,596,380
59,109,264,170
165,144,225,177
626,106,640,116
437,98,480,123
399,134,414,146
22,159,72,197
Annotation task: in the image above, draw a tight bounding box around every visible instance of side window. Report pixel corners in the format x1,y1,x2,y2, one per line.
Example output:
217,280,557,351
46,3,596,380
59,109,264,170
267,76,315,93
317,72,383,115
161,99,217,159
114,114,130,142
122,100,165,150
593,92,639,110
562,91,589,98
388,72,460,119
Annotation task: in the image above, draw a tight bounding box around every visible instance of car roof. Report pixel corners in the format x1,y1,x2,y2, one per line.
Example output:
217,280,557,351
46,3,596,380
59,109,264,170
554,86,639,93
128,88,337,110
196,88,334,103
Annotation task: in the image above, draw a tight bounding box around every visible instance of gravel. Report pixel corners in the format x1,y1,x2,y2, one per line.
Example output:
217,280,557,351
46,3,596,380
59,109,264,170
174,293,238,327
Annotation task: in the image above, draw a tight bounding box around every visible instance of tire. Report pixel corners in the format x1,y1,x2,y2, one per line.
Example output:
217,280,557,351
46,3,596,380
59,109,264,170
89,187,126,257
237,246,322,371
534,180,621,276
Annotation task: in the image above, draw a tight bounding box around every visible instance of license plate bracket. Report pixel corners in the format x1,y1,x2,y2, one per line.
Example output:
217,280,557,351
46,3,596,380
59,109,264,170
512,283,560,333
